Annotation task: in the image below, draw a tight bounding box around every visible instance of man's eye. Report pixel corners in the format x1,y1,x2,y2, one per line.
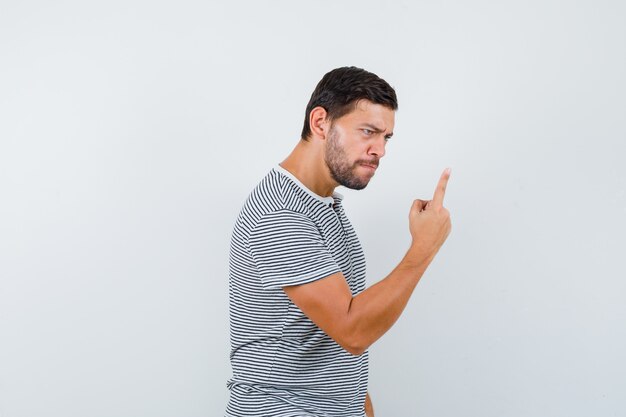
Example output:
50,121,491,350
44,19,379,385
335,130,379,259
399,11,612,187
362,129,373,135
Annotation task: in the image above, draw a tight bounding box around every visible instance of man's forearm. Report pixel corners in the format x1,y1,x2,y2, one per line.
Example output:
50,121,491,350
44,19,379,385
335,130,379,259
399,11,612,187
346,244,435,354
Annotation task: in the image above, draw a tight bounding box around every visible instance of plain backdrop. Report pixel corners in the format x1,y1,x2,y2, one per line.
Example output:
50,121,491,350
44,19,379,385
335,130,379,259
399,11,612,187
1,1,625,416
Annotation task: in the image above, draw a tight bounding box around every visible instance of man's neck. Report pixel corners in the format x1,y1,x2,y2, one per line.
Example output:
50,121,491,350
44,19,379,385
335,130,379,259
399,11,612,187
279,139,337,197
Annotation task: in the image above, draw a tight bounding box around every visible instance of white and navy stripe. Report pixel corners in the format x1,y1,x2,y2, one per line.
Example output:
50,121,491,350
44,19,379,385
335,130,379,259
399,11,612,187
226,166,368,417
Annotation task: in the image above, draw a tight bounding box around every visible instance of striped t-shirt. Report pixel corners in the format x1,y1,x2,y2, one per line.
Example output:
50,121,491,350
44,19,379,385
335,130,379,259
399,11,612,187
226,165,369,417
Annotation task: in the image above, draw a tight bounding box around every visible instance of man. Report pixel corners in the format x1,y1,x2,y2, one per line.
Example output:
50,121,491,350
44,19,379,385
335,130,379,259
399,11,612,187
226,66,451,417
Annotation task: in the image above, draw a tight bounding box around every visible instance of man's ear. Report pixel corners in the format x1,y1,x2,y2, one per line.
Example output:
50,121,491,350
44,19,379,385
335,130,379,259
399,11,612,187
309,106,330,140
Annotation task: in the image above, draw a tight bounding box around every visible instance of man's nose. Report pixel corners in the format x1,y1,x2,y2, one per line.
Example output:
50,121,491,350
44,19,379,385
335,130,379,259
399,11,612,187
368,136,386,158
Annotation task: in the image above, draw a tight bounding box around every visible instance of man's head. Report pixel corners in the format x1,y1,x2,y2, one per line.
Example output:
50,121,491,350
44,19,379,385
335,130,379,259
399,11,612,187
301,66,398,190
301,66,398,141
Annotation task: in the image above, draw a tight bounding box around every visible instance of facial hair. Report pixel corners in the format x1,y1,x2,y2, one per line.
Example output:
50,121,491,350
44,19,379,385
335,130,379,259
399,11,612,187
324,125,378,190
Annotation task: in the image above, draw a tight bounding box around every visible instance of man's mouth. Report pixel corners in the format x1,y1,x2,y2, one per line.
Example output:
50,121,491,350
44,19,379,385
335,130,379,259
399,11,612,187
359,162,378,171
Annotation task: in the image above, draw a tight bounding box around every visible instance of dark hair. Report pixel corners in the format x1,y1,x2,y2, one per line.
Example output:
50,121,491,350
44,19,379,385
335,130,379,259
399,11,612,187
300,66,398,140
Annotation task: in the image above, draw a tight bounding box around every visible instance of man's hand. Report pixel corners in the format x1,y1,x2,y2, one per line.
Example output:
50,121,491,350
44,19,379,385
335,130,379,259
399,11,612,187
407,167,452,265
365,391,374,417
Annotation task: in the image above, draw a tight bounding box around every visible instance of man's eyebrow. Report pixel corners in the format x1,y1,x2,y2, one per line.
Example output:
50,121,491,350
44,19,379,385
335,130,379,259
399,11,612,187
361,123,394,137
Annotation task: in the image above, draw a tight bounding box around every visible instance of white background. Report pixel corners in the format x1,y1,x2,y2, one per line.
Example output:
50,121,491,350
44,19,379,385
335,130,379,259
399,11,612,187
1,1,625,416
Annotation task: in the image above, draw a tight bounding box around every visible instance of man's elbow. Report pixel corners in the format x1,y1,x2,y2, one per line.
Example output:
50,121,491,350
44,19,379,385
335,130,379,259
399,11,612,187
345,344,367,356
340,334,369,356
337,313,369,355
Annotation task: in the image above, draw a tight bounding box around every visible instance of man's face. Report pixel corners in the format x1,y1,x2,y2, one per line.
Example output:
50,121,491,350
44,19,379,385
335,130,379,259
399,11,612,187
324,100,395,190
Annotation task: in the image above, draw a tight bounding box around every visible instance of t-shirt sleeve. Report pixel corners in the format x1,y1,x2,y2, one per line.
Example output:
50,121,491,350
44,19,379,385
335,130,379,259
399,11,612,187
248,209,342,289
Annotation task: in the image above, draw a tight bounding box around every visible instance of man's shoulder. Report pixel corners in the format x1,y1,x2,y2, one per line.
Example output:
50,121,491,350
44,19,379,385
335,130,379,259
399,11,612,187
247,168,299,208
237,168,310,226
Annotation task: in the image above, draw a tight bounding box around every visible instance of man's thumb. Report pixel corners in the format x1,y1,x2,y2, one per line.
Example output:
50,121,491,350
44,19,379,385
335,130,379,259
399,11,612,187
412,199,428,213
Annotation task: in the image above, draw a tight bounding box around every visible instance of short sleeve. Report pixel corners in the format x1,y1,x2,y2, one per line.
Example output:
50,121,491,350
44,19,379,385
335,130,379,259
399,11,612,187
248,209,341,289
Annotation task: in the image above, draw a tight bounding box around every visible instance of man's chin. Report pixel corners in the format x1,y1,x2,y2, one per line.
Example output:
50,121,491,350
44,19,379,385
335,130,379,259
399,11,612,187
341,177,371,190
331,166,374,190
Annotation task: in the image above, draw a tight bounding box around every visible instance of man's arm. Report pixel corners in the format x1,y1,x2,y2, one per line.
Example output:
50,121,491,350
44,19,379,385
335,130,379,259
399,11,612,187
283,168,451,355
365,391,374,417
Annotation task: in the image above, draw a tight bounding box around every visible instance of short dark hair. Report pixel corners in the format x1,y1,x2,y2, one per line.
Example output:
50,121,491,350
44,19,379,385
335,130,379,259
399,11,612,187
300,66,398,140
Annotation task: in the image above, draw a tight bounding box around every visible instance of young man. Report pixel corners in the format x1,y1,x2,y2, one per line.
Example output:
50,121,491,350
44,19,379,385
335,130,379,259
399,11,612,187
226,66,451,417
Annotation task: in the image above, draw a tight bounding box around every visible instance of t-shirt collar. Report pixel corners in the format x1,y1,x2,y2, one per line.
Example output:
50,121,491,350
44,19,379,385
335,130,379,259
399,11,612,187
275,164,343,208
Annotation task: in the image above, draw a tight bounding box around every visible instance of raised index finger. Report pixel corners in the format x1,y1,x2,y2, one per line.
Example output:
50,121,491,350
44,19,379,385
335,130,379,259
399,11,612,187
432,167,451,207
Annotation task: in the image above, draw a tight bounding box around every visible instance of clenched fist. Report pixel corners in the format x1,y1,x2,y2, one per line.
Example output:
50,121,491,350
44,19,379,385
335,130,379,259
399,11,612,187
408,168,452,264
